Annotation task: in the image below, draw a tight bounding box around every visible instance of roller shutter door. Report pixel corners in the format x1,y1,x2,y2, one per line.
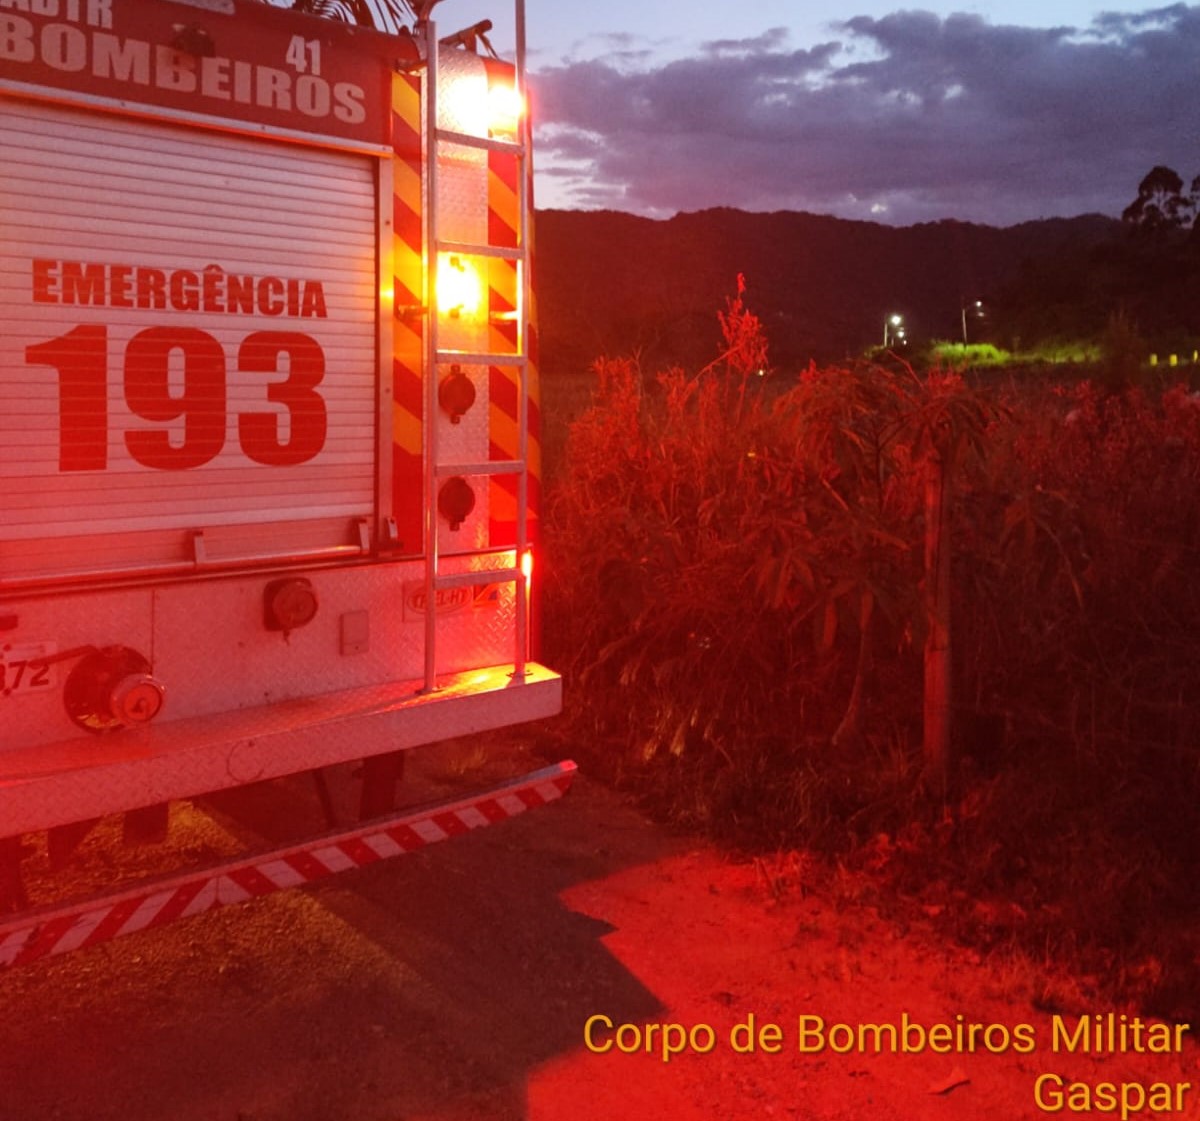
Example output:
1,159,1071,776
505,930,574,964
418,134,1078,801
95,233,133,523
0,99,380,585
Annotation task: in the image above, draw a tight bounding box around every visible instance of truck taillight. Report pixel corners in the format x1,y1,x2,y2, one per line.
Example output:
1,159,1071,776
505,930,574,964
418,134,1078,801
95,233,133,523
436,253,482,319
264,578,319,634
520,548,533,584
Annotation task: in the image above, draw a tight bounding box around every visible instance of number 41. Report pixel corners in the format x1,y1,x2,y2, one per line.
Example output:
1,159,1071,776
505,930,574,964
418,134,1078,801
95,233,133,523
286,36,322,75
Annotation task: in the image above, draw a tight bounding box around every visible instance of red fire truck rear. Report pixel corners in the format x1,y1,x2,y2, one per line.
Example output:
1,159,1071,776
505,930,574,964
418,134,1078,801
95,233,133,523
0,0,570,965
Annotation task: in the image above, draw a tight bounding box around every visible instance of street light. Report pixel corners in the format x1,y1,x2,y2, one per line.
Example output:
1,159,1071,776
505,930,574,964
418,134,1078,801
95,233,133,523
961,298,984,344
884,313,903,347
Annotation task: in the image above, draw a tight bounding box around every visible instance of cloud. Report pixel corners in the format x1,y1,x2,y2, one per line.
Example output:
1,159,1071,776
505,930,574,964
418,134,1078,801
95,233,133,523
530,6,1200,225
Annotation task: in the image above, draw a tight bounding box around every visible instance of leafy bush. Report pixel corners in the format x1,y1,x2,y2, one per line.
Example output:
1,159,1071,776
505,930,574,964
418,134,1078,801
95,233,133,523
543,281,980,840
930,342,1013,367
542,283,1200,1005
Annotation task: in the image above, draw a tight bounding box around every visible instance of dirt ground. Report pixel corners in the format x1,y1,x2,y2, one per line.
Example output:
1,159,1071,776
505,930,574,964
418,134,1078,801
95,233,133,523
0,741,1195,1121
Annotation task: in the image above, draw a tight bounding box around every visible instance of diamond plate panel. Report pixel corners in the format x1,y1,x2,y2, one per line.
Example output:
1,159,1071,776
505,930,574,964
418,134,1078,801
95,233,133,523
431,550,520,672
436,48,489,250
1,548,527,754
435,361,490,465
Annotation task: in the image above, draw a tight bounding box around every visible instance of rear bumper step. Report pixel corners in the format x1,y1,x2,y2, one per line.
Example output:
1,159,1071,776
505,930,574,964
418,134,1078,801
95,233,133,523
0,760,576,969
0,662,562,837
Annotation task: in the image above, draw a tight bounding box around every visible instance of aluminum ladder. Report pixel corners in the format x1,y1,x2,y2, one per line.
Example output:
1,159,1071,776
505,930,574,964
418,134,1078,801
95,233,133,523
420,1,532,692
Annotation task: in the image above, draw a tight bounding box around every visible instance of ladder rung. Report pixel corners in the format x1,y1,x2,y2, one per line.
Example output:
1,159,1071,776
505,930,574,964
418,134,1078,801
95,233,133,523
436,460,524,478
436,128,524,157
434,567,521,590
436,350,527,367
437,240,523,262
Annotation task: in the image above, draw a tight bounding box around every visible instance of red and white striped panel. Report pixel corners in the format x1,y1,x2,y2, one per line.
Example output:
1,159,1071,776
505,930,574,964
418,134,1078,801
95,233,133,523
0,760,576,969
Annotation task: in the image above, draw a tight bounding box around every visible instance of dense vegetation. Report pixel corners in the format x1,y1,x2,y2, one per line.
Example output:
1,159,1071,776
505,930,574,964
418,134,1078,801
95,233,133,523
540,281,1200,1013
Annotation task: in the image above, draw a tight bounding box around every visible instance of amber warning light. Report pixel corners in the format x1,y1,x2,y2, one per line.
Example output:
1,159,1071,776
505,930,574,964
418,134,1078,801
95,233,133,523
488,84,523,136
436,254,483,319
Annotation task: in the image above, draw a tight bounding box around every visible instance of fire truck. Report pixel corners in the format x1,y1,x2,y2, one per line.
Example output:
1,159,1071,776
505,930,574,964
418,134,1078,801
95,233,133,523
0,0,571,965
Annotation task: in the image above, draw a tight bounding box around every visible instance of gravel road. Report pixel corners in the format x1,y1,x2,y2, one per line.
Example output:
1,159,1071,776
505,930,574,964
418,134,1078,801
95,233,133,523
1,742,1193,1121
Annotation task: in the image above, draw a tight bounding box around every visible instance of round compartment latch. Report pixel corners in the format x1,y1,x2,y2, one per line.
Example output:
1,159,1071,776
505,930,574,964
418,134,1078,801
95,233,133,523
109,673,166,725
438,477,476,531
64,646,166,734
438,364,476,424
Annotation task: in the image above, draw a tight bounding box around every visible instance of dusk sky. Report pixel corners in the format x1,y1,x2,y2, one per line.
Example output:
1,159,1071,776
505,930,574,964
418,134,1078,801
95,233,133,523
432,0,1199,227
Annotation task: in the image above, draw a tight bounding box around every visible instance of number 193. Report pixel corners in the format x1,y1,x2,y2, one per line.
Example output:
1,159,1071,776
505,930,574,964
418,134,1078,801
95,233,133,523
26,325,328,471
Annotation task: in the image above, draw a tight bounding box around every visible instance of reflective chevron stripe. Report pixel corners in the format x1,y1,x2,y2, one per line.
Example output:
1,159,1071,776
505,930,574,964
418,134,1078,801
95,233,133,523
392,69,425,553
0,761,576,969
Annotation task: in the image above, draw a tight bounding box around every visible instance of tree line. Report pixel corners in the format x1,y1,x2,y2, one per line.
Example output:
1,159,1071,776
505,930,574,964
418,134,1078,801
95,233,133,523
990,165,1200,355
1123,166,1200,235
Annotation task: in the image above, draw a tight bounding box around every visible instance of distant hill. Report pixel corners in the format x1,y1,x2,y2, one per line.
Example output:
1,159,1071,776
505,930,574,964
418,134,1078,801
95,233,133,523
533,207,1121,373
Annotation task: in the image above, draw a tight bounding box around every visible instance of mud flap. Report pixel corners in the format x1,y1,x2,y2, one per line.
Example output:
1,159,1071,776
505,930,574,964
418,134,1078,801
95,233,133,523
0,837,29,915
358,750,407,820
